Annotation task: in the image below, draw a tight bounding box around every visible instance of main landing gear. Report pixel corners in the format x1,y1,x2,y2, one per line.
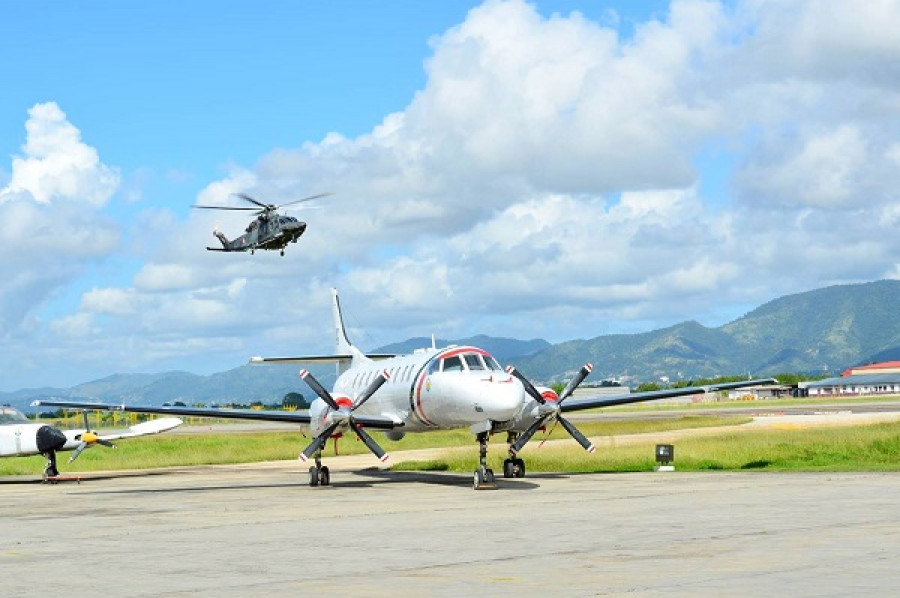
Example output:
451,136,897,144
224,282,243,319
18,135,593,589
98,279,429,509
307,451,330,487
503,432,526,479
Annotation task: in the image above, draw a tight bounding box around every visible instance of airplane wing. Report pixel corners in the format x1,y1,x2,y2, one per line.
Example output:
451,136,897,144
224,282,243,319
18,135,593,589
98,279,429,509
560,378,779,413
31,400,401,430
250,354,395,365
94,417,183,441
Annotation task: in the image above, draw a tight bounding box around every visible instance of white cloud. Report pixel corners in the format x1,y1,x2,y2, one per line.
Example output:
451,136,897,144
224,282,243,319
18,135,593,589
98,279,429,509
0,102,120,206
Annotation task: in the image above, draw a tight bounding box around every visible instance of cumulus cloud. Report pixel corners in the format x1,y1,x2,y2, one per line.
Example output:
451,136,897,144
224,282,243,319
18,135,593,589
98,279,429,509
0,103,120,348
0,102,120,206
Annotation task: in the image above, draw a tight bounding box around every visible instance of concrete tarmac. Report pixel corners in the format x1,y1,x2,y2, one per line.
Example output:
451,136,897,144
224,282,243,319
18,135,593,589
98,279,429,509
2,464,899,597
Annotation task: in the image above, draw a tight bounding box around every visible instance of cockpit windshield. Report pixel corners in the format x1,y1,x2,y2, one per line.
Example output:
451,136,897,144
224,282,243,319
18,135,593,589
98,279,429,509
0,406,29,424
437,351,503,373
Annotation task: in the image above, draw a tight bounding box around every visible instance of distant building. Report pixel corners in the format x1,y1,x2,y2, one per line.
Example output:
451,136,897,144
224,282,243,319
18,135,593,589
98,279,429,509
804,361,900,396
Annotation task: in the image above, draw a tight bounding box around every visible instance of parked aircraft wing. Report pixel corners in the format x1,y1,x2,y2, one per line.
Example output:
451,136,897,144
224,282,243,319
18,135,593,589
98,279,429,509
32,400,401,430
560,378,779,413
96,417,183,441
249,354,395,365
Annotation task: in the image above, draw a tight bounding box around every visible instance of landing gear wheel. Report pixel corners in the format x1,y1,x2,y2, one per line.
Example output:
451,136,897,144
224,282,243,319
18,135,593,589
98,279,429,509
280,249,284,256
308,466,319,487
319,465,330,486
473,468,485,490
503,458,515,478
514,458,525,478
485,468,495,483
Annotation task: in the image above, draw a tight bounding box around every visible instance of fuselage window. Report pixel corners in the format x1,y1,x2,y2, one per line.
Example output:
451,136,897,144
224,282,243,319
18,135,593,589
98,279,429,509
442,355,464,372
464,354,485,370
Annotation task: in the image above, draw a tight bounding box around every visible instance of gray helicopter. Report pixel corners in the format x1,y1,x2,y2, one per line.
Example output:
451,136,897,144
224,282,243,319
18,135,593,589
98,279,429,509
192,192,331,256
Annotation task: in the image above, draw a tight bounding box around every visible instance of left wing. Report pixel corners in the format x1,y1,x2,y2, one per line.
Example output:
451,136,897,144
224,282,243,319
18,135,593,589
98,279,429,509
31,400,399,430
560,378,779,413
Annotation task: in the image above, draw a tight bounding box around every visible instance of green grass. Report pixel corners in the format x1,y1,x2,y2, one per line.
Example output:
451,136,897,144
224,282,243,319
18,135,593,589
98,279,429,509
4,415,900,476
393,422,900,473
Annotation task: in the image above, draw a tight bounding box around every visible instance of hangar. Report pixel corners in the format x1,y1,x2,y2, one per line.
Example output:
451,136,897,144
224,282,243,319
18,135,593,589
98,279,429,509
805,361,900,396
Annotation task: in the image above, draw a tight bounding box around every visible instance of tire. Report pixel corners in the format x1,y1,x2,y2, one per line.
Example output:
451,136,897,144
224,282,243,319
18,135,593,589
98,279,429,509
319,466,330,486
503,459,515,478
485,468,495,484
473,469,485,490
514,458,526,478
308,466,319,487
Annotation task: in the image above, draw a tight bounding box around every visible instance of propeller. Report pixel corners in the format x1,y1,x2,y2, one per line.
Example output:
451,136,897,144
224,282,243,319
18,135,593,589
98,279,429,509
69,411,116,463
505,364,594,454
191,192,332,215
298,369,391,462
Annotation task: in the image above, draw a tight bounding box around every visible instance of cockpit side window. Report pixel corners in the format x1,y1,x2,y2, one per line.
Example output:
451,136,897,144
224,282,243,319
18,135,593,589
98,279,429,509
463,354,485,370
484,355,502,371
442,355,463,372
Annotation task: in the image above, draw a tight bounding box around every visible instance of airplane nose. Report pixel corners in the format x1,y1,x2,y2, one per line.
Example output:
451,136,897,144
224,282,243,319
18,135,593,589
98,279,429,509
483,378,526,421
36,425,68,453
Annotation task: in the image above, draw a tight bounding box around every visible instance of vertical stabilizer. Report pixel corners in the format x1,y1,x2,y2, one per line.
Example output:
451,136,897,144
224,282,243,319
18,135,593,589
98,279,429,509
331,288,367,374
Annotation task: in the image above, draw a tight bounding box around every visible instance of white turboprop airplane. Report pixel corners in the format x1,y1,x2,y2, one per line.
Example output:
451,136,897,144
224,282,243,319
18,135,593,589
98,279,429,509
35,289,777,489
1,405,182,479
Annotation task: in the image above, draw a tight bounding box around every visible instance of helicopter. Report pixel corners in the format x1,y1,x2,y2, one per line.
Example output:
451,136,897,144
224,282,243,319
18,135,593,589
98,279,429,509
192,192,331,256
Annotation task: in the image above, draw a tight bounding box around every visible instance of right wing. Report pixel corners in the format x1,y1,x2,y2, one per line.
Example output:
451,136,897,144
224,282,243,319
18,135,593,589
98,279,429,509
31,400,400,430
560,378,779,413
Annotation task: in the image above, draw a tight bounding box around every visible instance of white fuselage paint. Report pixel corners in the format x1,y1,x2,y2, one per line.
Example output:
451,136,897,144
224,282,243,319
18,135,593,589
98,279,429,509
0,423,87,457
306,346,532,439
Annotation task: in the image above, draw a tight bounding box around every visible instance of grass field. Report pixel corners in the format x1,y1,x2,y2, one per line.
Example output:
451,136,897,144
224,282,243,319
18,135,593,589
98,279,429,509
3,413,900,476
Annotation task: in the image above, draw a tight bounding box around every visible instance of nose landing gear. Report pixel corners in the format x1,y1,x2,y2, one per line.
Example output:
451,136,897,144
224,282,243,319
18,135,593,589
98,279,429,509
473,432,496,490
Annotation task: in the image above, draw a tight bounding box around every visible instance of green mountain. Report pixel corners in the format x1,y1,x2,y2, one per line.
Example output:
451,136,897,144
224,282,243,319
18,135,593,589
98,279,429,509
513,279,900,383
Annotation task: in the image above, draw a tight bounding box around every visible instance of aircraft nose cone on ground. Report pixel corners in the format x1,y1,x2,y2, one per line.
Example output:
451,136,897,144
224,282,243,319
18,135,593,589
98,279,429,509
36,425,67,453
482,377,527,421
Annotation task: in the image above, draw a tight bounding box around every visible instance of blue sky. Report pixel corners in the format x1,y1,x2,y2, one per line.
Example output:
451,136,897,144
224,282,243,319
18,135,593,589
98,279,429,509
2,0,899,390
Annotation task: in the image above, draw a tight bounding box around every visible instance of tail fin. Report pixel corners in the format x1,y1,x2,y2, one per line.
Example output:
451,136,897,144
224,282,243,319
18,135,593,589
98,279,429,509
331,288,353,355
331,288,368,374
213,229,230,249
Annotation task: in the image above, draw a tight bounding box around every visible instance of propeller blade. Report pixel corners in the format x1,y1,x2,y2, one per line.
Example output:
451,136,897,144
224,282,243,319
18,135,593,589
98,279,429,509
505,366,546,404
557,363,593,403
352,370,390,411
97,439,116,448
558,417,596,453
277,192,333,208
510,417,547,454
299,421,341,461
350,422,389,462
299,370,340,410
68,442,88,463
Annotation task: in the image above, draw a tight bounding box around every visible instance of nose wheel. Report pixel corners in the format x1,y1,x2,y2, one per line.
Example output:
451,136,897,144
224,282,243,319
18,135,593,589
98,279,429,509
42,451,60,481
473,432,496,490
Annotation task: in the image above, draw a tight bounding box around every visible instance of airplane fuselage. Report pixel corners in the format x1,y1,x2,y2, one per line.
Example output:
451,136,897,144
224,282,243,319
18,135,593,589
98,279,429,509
307,346,530,439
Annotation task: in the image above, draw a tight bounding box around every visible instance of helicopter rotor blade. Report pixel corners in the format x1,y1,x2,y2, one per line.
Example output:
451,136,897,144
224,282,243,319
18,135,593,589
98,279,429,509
233,193,271,209
277,192,333,209
191,205,259,211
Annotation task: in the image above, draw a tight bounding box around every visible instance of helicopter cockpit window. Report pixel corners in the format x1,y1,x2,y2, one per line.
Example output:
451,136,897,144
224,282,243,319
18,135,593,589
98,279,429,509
463,354,485,370
442,355,463,372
